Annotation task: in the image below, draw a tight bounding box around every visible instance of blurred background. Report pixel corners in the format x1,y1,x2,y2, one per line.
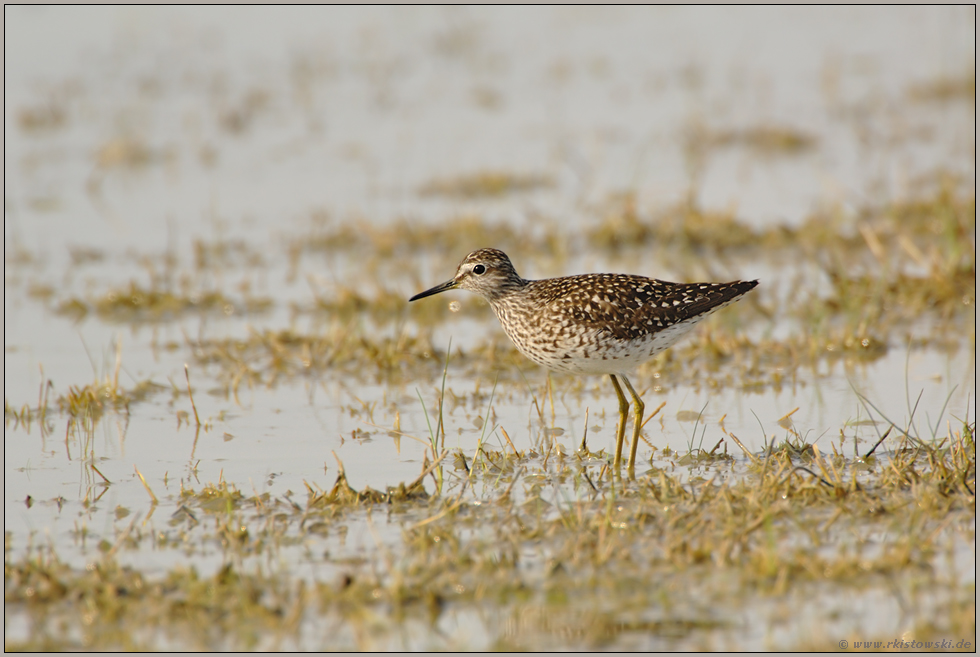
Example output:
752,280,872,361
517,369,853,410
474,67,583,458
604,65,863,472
7,6,973,247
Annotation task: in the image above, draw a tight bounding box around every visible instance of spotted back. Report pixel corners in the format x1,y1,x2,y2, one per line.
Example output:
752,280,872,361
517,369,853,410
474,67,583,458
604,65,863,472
524,274,758,342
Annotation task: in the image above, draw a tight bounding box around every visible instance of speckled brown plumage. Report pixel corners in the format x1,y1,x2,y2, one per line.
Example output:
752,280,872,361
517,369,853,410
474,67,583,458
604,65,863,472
410,248,758,472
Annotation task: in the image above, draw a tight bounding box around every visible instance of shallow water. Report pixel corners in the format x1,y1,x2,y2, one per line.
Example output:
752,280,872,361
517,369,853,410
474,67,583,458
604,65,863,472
5,6,976,650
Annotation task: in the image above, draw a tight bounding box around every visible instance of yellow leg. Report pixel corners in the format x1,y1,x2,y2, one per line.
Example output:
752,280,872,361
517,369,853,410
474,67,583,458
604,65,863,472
609,375,630,468
621,376,645,475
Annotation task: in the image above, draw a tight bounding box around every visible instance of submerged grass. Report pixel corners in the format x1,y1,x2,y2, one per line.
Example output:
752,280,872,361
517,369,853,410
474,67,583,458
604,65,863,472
281,181,973,354
56,281,273,324
291,210,564,263
908,68,976,103
418,170,554,198
686,123,818,157
186,178,974,395
6,417,974,650
184,308,958,400
11,177,970,406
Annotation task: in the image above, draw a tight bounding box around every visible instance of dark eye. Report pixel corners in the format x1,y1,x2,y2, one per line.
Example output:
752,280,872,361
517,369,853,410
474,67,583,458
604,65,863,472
472,264,486,275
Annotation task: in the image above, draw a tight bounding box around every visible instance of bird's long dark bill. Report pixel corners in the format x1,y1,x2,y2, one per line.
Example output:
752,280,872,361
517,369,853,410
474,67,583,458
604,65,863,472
409,279,457,302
